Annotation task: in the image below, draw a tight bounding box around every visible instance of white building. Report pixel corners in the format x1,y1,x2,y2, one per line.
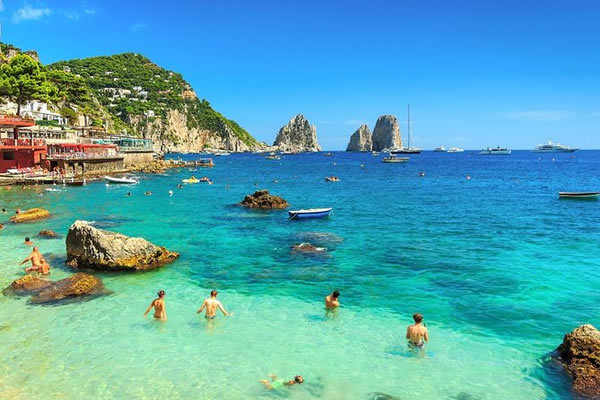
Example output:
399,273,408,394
20,101,66,125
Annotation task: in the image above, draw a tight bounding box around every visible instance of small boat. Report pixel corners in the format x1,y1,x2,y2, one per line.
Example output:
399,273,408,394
559,192,600,199
447,147,464,153
325,176,340,182
480,146,511,155
266,155,281,160
434,146,447,152
182,177,200,184
391,104,422,154
199,177,211,183
288,208,333,220
324,152,333,156
105,176,138,184
64,178,86,186
382,155,409,163
194,158,214,167
533,140,578,153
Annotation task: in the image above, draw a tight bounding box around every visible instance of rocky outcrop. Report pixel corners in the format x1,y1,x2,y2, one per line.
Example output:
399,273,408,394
291,243,326,253
371,115,402,151
3,275,52,296
241,190,288,209
346,124,372,152
10,208,50,223
4,273,106,304
66,221,179,271
554,324,600,398
273,114,321,153
39,230,58,238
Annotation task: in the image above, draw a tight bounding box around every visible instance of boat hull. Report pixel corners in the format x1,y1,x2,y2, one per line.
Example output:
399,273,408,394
559,192,600,199
480,150,511,155
382,157,409,163
288,208,332,219
105,176,137,184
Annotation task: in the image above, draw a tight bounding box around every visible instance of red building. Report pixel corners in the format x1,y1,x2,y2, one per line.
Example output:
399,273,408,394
0,116,47,173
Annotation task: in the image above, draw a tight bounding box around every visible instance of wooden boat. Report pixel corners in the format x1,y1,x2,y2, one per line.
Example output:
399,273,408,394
559,192,600,199
382,155,409,163
105,176,138,184
64,178,86,186
288,208,333,220
194,158,214,167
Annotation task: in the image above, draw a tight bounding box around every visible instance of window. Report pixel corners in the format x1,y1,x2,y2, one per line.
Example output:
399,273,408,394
3,151,15,161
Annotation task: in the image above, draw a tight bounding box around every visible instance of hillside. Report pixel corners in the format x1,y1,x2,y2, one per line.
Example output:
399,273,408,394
0,43,259,152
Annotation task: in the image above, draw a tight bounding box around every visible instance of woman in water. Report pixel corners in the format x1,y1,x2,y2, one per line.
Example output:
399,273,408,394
144,290,167,321
260,374,304,389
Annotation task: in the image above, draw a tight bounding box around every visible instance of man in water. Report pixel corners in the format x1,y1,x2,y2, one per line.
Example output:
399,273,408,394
196,290,229,318
24,237,33,246
406,313,429,348
144,290,167,321
20,247,50,274
325,290,340,310
260,374,304,389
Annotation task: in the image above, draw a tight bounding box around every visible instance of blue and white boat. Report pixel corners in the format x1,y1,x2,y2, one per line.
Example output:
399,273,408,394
288,208,332,220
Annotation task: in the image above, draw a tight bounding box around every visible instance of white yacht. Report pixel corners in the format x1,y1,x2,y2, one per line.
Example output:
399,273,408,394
391,105,422,154
447,147,464,153
480,146,511,155
434,146,446,152
532,140,578,153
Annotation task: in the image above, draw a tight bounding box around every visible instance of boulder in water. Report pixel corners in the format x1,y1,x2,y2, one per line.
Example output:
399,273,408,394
241,190,288,209
3,275,53,296
39,229,58,238
30,273,105,304
554,324,600,398
291,242,327,253
66,221,179,271
10,208,50,223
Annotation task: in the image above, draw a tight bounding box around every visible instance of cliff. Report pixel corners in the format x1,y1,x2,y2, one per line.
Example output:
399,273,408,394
273,114,321,152
371,115,402,151
346,124,372,151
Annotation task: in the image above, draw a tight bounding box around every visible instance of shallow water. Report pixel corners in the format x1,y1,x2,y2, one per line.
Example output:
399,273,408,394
0,150,598,399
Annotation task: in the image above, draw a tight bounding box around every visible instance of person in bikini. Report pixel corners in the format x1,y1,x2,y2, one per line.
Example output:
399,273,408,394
406,313,429,349
260,374,304,389
144,290,167,321
196,290,229,319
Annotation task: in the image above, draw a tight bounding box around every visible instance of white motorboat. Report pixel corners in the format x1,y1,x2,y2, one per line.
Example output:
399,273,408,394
434,146,446,152
382,155,409,163
480,146,511,155
447,147,464,152
559,192,600,199
105,176,138,184
533,140,578,153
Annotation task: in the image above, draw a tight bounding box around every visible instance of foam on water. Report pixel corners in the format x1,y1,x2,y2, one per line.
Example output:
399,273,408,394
0,151,597,399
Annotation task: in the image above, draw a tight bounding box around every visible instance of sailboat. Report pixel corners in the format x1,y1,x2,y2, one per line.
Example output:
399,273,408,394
391,104,422,154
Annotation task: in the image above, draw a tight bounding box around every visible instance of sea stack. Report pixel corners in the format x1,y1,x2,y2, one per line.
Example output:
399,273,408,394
346,124,372,152
371,115,402,151
273,114,321,153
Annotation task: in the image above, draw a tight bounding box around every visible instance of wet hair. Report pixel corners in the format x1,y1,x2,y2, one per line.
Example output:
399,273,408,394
332,290,340,298
25,237,30,242
2,208,5,212
33,247,39,251
413,313,423,323
210,290,217,297
157,290,165,297
294,376,304,384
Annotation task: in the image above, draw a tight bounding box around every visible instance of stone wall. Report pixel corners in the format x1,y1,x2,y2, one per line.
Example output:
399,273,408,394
51,158,125,176
122,151,153,166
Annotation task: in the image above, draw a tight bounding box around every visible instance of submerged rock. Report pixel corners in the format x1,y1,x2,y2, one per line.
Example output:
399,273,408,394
39,229,58,238
371,115,402,151
291,242,327,253
554,324,600,398
241,190,288,209
3,275,52,296
273,114,321,153
30,273,105,304
346,124,373,152
10,208,50,223
367,393,403,400
66,221,179,271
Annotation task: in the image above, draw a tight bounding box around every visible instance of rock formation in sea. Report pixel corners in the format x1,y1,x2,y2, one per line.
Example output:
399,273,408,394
371,115,402,151
554,324,600,398
241,190,288,209
39,230,58,238
291,243,327,253
346,124,372,152
66,221,179,271
273,114,321,153
4,273,107,304
10,208,50,223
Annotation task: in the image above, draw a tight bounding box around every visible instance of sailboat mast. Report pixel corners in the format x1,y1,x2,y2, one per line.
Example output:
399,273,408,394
407,104,411,149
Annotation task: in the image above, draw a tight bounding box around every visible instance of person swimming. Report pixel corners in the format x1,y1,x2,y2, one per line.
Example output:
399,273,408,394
196,290,229,319
24,237,33,246
406,313,429,349
260,374,304,389
144,290,167,321
325,290,340,310
20,247,49,274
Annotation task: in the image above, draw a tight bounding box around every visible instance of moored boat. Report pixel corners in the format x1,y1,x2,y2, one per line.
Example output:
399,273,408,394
447,147,464,153
434,146,446,152
391,104,422,154
266,155,281,160
64,178,86,186
533,140,578,153
559,192,600,199
480,146,511,155
182,177,200,184
382,155,409,163
105,176,138,184
288,208,333,219
194,158,214,167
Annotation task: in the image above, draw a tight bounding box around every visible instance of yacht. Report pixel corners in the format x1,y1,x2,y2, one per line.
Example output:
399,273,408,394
532,140,578,153
434,146,446,152
480,146,511,155
447,147,464,153
391,104,422,154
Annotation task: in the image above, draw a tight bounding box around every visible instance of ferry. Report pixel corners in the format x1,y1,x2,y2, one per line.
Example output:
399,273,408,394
533,140,578,153
480,146,511,155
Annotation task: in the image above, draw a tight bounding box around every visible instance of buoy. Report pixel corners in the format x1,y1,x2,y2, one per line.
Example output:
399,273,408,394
466,175,471,180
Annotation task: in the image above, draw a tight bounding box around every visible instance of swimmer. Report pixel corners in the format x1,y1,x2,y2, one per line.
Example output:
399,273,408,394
406,313,429,349
24,237,33,246
144,191,152,196
196,290,229,318
325,290,340,310
177,184,183,189
144,290,167,321
126,192,132,197
16,209,21,214
20,247,45,273
419,171,425,177
168,190,173,197
260,374,304,389
0,223,4,230
2,208,6,213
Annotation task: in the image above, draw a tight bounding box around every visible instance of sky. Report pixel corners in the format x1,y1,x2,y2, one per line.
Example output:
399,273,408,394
1,0,599,150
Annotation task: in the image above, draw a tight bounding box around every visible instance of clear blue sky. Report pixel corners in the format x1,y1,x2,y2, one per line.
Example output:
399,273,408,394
1,0,599,149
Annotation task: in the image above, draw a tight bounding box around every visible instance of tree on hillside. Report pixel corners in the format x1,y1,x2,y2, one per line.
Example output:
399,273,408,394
0,54,54,115
47,69,92,107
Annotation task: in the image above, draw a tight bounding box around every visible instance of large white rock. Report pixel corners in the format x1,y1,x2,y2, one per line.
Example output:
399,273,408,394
273,114,321,152
346,124,372,151
371,115,402,151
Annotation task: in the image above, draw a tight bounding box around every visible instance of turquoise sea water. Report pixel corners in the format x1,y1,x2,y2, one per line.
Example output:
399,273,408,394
1,150,599,399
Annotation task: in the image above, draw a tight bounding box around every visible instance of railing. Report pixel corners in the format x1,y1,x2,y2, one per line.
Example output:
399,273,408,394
46,152,123,160
0,138,45,146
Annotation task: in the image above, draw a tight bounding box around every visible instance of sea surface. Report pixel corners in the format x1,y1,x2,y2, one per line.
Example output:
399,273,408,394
0,150,599,400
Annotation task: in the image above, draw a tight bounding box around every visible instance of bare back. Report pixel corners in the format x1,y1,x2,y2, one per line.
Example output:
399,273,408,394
406,323,428,345
325,295,339,310
152,298,166,319
204,298,220,317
